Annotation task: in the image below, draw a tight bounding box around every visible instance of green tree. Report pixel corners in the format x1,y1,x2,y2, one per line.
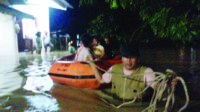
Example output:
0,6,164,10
87,14,118,39
80,0,200,46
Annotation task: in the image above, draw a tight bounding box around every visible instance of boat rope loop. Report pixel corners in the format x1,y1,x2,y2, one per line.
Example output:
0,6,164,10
91,62,189,112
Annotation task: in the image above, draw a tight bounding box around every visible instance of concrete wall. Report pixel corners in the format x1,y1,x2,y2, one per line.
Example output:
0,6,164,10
0,12,19,70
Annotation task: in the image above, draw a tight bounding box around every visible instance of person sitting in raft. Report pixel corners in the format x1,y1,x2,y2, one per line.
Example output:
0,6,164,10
102,37,113,60
74,34,94,61
88,43,157,100
92,36,105,61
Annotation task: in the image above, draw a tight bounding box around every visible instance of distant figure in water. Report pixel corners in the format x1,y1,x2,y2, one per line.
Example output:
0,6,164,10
35,32,42,54
68,40,76,55
43,31,53,53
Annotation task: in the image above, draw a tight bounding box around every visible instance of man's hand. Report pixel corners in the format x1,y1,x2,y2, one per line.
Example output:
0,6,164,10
166,69,178,87
171,78,179,87
87,55,105,84
167,78,179,88
86,55,94,64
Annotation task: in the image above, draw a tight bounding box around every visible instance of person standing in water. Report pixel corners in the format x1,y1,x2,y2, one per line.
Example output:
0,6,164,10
43,31,53,53
35,31,42,54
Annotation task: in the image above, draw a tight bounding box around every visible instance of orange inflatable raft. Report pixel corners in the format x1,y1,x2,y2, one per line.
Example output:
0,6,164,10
49,55,122,89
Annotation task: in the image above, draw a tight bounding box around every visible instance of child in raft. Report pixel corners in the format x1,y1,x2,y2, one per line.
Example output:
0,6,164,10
91,36,105,61
74,34,94,61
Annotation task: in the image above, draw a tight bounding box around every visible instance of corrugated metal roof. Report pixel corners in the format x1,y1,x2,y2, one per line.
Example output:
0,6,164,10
0,3,34,19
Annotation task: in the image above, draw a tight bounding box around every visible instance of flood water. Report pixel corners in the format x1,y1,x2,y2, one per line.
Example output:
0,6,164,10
0,48,200,112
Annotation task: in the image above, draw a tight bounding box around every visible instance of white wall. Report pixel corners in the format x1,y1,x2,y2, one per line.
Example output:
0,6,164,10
12,5,50,35
0,12,19,71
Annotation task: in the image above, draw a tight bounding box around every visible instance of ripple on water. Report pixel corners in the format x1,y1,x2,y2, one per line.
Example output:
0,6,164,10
22,56,54,93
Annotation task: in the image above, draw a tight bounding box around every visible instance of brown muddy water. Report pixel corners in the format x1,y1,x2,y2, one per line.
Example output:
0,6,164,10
0,48,200,112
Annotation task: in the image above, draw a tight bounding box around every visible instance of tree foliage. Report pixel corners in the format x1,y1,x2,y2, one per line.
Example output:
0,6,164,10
87,14,118,39
80,0,200,45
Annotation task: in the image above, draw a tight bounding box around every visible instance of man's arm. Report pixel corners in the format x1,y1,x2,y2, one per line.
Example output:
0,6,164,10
145,68,178,89
88,56,112,84
89,62,105,84
144,68,156,89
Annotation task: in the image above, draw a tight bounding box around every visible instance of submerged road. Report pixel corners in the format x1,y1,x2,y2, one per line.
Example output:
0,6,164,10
0,48,200,111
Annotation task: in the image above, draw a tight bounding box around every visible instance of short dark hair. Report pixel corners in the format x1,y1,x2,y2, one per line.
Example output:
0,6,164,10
36,32,41,37
121,43,140,57
91,35,99,42
80,33,92,47
104,37,110,39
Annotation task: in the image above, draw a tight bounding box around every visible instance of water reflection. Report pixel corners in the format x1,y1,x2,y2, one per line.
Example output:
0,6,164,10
24,95,59,112
23,56,53,93
51,84,109,112
0,54,22,97
21,54,60,111
0,70,22,97
0,52,65,111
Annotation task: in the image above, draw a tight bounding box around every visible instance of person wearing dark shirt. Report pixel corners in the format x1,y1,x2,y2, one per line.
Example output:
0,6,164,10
102,37,113,60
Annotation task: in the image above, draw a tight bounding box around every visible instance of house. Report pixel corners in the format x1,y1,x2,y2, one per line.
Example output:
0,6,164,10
0,0,72,68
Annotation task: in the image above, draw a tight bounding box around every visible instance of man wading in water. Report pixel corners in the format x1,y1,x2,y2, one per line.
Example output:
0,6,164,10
88,43,156,101
87,43,180,111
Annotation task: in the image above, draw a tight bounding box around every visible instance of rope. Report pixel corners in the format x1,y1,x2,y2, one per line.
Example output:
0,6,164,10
123,78,127,103
177,77,189,111
89,61,189,111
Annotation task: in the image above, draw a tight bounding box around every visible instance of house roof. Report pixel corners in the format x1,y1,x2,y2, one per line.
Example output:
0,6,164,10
8,0,73,9
0,3,34,19
53,0,73,9
0,0,73,19
8,0,26,5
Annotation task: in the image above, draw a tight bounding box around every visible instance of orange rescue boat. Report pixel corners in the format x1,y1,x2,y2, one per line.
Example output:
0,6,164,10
49,55,122,89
